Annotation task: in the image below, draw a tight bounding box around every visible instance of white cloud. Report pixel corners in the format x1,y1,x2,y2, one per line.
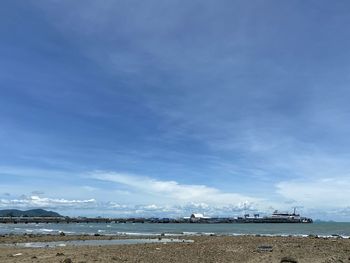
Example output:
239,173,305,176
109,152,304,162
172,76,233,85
0,195,97,209
96,202,258,218
91,171,260,206
276,177,350,208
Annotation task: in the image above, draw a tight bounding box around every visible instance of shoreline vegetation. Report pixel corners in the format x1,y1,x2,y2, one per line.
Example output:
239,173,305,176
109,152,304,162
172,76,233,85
0,234,349,262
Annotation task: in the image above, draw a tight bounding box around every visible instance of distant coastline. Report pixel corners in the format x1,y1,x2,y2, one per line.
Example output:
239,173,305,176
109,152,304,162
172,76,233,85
0,209,313,224
0,209,61,218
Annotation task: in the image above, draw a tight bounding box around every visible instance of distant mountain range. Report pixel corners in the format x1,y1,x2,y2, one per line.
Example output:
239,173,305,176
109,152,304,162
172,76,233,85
0,209,62,217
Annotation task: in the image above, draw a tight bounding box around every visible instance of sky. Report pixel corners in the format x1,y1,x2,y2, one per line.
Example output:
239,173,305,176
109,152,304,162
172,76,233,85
1,0,350,221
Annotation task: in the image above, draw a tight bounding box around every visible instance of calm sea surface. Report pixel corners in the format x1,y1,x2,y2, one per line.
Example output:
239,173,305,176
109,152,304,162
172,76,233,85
1,222,350,237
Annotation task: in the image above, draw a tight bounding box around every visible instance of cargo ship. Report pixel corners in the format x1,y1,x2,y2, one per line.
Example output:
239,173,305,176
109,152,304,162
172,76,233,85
234,209,313,223
188,208,313,223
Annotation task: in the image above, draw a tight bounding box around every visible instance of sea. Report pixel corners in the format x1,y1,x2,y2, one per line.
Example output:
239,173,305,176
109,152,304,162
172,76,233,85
1,222,350,238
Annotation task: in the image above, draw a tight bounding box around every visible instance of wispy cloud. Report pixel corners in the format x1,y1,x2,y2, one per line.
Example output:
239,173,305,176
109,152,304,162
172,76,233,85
91,171,260,206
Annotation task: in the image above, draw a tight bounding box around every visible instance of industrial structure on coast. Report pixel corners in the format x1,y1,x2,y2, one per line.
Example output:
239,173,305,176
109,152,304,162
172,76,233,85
0,209,312,224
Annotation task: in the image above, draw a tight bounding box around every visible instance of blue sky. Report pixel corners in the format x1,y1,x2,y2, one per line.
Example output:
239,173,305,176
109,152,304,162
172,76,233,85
1,0,350,220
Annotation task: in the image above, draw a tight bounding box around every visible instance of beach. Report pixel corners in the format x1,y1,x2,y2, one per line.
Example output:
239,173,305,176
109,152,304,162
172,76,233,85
0,234,349,263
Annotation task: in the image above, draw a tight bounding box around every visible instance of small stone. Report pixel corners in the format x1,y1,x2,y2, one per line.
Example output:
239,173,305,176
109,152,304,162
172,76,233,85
56,252,65,256
63,258,73,263
257,245,273,252
280,256,298,263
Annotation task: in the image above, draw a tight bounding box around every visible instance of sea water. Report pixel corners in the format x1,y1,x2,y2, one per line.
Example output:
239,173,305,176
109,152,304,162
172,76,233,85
0,222,350,238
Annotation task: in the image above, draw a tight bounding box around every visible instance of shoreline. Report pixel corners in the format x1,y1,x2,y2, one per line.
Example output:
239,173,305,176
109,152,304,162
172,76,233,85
1,221,349,239
0,234,350,262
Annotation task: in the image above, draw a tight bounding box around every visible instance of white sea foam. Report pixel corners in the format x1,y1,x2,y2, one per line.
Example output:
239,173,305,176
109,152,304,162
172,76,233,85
39,229,56,232
182,232,200,236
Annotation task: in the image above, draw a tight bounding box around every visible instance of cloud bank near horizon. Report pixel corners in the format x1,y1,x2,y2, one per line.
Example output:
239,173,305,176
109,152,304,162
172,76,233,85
1,169,350,220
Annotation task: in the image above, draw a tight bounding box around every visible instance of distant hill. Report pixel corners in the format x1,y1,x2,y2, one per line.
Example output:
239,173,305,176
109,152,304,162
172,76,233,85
0,209,62,217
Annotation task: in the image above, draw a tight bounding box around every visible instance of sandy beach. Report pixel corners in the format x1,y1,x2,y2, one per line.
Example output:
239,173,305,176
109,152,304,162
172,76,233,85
0,234,349,263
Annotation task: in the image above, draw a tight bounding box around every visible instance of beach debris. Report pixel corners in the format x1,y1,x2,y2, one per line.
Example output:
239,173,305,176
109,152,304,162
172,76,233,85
60,231,66,236
94,233,101,236
63,258,73,263
56,252,65,256
155,247,161,250
257,245,273,252
10,253,23,257
280,256,298,263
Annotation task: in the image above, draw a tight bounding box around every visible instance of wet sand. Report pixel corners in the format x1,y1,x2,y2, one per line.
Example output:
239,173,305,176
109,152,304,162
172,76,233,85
0,234,349,263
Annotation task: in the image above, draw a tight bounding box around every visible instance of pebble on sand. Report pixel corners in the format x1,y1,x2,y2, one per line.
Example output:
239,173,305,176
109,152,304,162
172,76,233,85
10,253,23,257
257,245,273,252
280,256,298,263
